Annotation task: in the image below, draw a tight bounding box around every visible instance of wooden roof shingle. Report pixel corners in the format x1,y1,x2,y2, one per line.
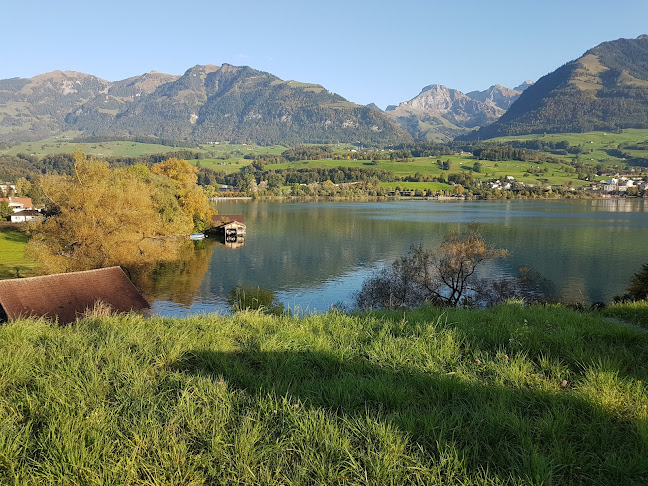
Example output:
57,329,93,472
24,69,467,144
0,266,149,325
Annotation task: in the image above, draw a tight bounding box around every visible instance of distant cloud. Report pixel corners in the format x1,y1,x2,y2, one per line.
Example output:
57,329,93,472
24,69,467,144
237,53,249,60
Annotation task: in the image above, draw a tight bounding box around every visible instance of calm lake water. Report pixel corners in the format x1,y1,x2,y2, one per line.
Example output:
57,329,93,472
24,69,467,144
148,198,648,316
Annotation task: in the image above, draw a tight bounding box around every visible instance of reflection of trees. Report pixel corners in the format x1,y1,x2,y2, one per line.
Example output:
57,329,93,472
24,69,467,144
129,240,213,305
212,202,446,293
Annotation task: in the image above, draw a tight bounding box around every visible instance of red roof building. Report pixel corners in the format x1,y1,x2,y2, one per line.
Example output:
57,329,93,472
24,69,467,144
0,197,33,212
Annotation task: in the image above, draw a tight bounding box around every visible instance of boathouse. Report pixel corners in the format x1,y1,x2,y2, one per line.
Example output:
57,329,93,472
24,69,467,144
217,220,246,236
210,214,246,236
0,266,149,325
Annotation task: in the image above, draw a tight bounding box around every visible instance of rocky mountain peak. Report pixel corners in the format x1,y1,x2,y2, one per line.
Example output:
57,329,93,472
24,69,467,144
514,80,534,91
385,83,507,141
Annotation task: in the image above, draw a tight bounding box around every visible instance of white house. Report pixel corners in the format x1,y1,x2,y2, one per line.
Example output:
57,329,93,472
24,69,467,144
10,209,42,223
0,183,16,195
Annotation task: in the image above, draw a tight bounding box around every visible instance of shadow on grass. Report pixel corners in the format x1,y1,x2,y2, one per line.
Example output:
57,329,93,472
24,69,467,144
174,348,648,485
0,227,29,243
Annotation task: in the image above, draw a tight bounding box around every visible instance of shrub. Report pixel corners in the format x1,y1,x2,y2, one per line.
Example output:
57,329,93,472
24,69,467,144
228,285,285,315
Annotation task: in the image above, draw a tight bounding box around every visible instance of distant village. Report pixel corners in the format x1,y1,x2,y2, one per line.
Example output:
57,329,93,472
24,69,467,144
484,175,648,195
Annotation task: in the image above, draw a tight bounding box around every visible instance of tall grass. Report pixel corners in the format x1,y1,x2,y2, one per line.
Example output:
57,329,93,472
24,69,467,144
0,304,647,484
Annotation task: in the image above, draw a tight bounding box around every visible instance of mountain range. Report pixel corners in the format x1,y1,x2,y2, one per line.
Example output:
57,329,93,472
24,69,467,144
0,65,411,146
1,35,648,146
383,81,532,141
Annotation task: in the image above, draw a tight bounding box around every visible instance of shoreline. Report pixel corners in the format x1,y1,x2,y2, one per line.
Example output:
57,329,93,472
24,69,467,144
212,194,647,203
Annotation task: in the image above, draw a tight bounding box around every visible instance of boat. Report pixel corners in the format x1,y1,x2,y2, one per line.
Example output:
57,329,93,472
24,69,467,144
190,233,205,240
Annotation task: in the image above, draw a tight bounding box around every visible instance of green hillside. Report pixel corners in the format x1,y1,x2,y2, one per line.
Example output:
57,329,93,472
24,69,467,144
2,131,647,198
0,225,37,278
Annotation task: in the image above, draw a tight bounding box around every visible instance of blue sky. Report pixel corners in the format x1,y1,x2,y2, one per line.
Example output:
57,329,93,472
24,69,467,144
2,0,647,108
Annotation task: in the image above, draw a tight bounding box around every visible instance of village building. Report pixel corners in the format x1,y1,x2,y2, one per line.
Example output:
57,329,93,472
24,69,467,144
0,183,16,195
603,177,635,193
215,220,247,237
10,209,43,223
0,197,33,212
0,267,149,325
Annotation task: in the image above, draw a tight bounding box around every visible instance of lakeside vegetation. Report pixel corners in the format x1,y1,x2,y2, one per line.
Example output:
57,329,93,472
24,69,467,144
23,150,215,274
0,303,646,484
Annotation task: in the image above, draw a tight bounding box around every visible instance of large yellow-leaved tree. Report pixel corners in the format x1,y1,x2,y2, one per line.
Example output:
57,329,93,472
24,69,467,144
27,150,215,273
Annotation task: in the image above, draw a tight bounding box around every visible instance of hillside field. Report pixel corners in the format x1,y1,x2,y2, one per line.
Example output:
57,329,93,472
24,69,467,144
2,130,648,192
492,129,648,166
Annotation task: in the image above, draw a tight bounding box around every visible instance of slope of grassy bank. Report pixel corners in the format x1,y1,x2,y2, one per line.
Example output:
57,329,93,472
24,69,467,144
604,300,648,329
1,304,647,485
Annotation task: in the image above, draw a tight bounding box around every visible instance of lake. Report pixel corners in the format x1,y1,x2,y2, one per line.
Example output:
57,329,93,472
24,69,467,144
148,198,648,316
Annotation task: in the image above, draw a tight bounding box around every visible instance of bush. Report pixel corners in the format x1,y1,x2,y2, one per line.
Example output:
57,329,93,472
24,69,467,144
354,226,558,310
228,285,285,315
355,225,508,309
627,263,648,301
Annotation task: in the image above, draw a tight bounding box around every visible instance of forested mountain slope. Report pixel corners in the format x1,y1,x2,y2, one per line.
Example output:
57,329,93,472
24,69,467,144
0,65,411,146
465,35,648,140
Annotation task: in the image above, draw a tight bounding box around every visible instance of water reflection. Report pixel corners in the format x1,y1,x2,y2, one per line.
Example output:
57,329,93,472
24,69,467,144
148,199,648,315
217,234,245,249
131,239,213,306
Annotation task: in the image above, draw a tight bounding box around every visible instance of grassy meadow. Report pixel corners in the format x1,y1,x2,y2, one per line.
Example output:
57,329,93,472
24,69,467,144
604,300,648,329
0,225,38,279
264,156,594,189
1,136,201,158
0,135,289,167
0,303,647,485
492,128,648,167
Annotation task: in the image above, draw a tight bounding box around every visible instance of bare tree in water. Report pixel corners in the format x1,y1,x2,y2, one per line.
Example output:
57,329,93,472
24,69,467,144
355,224,510,309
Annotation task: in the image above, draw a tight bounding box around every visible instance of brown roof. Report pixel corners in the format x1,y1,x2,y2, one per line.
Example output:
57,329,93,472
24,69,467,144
212,214,245,224
0,267,149,325
0,197,32,208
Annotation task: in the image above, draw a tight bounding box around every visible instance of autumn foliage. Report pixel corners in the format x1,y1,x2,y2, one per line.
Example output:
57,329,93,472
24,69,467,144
27,150,215,273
